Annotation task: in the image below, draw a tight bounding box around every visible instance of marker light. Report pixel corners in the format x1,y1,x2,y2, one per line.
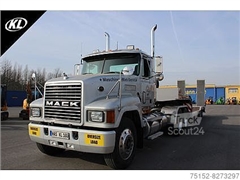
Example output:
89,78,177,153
106,110,115,124
126,45,135,50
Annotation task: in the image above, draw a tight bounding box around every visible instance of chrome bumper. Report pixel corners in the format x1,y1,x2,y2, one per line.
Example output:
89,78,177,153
28,123,116,154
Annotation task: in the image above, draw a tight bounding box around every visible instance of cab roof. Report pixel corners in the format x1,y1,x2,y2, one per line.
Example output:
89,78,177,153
83,48,152,59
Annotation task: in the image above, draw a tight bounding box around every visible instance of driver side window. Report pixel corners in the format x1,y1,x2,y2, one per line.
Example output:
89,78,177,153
141,58,150,77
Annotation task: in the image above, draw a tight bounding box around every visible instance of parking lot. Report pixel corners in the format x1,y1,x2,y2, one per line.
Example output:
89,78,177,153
1,105,240,170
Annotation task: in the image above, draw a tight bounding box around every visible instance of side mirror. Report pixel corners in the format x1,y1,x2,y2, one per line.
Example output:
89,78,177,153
155,73,164,88
155,56,163,74
122,66,134,75
157,73,164,81
74,64,83,75
31,73,36,80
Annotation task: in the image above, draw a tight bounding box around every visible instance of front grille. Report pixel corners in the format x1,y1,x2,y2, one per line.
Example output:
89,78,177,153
44,83,82,122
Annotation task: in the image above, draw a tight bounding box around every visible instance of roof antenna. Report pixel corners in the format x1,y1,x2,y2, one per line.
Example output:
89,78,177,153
80,42,83,64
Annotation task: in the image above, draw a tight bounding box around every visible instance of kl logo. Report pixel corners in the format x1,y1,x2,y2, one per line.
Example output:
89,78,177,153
5,17,28,32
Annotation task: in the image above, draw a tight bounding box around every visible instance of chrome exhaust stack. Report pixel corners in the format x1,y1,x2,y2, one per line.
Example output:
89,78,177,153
105,32,110,51
151,24,157,57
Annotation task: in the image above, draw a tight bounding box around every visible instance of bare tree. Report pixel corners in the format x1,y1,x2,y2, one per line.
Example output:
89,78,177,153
36,68,46,86
23,65,29,83
11,63,21,90
47,68,63,80
0,59,63,91
17,65,23,90
1,59,13,89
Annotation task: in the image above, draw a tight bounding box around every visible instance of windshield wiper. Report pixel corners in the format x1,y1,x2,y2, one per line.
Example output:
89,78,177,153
101,58,106,74
82,73,93,75
103,71,121,74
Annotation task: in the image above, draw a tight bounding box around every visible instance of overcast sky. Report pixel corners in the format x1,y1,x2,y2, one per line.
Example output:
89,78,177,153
1,10,239,85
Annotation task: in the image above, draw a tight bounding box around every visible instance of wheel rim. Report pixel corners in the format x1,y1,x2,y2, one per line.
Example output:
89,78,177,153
119,128,134,160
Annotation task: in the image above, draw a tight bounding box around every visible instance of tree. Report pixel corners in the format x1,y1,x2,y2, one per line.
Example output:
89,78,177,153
1,59,13,90
0,59,63,91
47,68,63,80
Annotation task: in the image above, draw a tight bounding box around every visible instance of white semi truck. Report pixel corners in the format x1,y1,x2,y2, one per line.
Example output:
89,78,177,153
28,25,205,169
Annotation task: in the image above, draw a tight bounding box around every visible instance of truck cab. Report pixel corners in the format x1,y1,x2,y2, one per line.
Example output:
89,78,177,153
28,25,204,169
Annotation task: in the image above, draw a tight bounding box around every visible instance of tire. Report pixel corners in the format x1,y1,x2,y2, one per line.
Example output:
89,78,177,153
20,110,29,120
23,116,29,120
36,143,65,156
104,117,137,169
1,112,8,121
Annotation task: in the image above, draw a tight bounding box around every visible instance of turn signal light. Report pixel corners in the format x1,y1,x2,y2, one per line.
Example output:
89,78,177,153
106,110,115,123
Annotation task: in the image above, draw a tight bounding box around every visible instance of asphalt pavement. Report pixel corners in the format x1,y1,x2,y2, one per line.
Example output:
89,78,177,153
1,105,240,170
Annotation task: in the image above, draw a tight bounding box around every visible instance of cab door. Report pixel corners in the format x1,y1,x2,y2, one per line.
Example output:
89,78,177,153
140,56,155,112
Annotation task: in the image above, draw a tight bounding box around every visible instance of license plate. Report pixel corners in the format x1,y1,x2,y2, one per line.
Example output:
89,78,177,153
29,126,40,137
50,130,70,140
85,133,104,146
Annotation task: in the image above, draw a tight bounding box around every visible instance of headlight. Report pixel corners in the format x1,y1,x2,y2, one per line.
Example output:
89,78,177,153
88,111,104,122
31,108,41,117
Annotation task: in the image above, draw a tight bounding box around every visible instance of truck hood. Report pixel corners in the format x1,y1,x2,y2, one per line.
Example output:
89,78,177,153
47,74,138,83
45,74,140,106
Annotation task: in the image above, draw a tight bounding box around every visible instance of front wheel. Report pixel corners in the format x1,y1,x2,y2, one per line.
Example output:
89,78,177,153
36,143,65,156
104,117,137,169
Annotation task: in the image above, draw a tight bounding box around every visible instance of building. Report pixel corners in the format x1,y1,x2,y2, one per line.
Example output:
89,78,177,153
225,85,240,102
6,91,27,107
160,84,240,104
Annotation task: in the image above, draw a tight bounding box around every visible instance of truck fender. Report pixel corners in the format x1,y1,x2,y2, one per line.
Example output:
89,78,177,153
116,104,143,149
30,98,44,107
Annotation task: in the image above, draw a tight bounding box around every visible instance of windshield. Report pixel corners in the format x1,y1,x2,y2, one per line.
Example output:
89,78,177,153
81,53,140,75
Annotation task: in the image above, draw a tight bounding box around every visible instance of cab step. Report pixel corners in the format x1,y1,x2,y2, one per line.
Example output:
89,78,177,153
147,131,164,140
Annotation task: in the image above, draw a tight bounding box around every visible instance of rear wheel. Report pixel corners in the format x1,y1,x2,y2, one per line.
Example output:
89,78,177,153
36,143,65,156
104,117,137,169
